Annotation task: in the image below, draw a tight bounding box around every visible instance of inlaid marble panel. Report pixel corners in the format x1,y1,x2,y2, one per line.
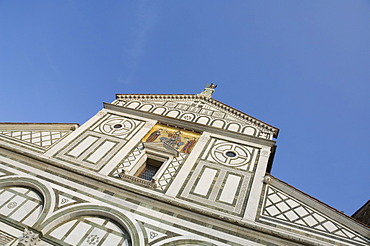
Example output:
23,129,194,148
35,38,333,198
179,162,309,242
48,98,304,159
47,216,131,246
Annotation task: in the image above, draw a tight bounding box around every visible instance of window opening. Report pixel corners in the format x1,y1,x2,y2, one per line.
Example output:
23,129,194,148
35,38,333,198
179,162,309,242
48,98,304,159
138,158,164,181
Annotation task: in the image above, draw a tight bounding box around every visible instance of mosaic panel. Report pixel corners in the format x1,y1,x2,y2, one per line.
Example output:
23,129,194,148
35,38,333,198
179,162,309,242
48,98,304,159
142,123,201,154
0,186,43,227
47,216,131,246
261,186,370,244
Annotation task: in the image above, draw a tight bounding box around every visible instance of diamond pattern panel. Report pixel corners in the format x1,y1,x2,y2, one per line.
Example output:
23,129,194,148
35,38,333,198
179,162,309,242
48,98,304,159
0,131,69,149
111,143,144,178
157,153,187,191
262,187,369,244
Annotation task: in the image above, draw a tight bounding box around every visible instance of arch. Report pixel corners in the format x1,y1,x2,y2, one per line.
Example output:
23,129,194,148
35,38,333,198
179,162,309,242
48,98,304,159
126,101,141,109
227,123,241,132
152,107,167,115
196,116,211,125
180,113,195,121
154,237,218,246
40,204,145,246
166,110,181,118
139,104,153,112
211,119,225,128
243,126,257,136
0,176,54,227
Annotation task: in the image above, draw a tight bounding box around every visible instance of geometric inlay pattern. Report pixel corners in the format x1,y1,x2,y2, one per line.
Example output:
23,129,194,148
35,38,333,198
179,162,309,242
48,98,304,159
0,230,17,246
0,130,69,149
98,117,136,136
47,216,131,246
0,186,43,227
157,152,187,191
262,186,370,244
203,138,258,171
111,143,144,178
113,96,277,140
110,143,187,192
93,115,144,140
144,227,167,244
210,142,251,166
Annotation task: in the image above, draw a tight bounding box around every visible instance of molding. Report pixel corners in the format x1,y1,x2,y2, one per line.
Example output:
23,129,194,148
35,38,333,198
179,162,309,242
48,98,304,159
0,123,79,131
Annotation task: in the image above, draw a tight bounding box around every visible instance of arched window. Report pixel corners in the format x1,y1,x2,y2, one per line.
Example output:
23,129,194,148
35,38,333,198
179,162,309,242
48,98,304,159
0,186,43,227
47,216,132,246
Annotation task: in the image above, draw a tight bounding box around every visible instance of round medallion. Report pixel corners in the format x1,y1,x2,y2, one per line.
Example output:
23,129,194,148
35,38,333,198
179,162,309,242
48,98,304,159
7,201,17,209
211,143,250,166
99,118,135,136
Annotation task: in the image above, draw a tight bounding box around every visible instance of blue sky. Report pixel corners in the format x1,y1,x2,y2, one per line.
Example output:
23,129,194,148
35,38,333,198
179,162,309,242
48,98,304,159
0,1,369,215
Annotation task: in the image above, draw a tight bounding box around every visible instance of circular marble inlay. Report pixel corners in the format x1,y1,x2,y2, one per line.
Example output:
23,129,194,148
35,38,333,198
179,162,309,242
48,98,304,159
211,142,251,166
7,201,17,209
99,117,136,136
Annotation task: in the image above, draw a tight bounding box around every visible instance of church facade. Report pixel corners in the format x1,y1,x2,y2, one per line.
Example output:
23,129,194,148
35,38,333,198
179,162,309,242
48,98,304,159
0,86,369,245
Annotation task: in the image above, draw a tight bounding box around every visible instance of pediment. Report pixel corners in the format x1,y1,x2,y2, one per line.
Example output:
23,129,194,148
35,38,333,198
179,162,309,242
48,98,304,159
143,142,179,157
114,94,279,140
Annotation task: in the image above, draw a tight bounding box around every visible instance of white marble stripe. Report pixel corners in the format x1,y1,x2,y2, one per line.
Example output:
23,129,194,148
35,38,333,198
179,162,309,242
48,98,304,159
85,141,116,163
219,174,241,204
193,168,217,196
68,136,99,157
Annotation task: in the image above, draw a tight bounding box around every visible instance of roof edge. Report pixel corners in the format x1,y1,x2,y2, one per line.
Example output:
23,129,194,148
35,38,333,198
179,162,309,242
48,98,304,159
0,123,79,131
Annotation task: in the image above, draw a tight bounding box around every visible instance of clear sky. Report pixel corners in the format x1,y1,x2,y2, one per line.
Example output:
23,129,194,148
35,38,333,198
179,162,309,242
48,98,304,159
0,1,369,215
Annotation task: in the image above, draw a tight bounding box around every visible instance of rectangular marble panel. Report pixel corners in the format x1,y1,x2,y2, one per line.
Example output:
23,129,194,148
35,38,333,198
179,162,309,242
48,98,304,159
102,234,122,246
0,196,26,216
219,174,241,204
64,221,91,245
193,168,217,196
23,207,42,226
49,220,76,240
9,200,37,221
0,191,14,207
85,140,116,163
68,136,98,157
80,227,107,246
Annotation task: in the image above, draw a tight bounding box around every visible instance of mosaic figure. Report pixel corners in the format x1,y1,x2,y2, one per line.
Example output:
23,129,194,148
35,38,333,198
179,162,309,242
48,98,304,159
181,137,197,154
146,129,163,142
160,130,184,149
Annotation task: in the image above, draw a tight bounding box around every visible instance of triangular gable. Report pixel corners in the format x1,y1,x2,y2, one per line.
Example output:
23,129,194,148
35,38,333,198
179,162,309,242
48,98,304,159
259,176,370,245
113,94,279,140
0,123,78,152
